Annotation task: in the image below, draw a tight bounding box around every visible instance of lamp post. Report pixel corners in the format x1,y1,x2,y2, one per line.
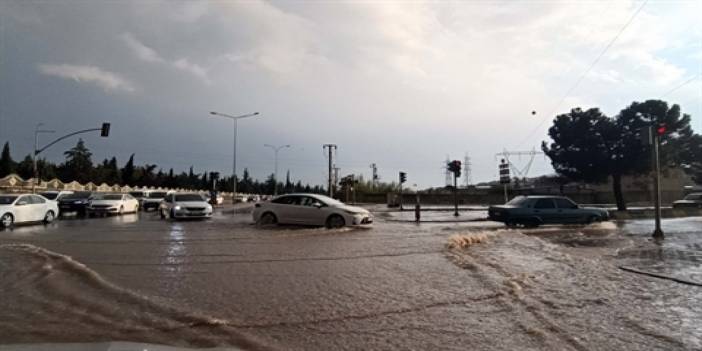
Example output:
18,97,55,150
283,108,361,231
209,111,260,205
32,123,55,193
264,144,290,196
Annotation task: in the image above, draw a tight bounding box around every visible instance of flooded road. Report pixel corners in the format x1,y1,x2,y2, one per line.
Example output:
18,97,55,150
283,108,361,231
0,207,700,350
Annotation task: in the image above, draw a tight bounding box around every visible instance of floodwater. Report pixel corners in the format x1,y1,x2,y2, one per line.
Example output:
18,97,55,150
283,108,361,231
0,207,700,350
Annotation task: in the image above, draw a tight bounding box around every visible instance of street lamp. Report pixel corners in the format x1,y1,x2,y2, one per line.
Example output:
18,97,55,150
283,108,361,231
32,123,55,192
264,144,290,195
210,111,260,205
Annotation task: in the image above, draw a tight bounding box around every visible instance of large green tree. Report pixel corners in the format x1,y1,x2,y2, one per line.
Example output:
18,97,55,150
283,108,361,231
543,100,699,211
121,154,136,185
62,139,93,183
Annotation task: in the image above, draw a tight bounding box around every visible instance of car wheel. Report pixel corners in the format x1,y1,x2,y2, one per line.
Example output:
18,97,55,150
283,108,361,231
326,214,346,229
43,210,55,224
586,215,599,224
523,218,540,228
0,213,13,228
258,212,277,226
505,220,517,228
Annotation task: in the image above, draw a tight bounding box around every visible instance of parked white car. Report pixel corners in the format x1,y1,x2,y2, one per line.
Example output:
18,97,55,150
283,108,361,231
0,194,59,228
253,193,373,228
86,193,139,216
159,193,213,219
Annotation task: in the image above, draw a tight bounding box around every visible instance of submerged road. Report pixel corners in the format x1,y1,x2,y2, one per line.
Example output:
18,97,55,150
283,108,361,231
0,207,700,350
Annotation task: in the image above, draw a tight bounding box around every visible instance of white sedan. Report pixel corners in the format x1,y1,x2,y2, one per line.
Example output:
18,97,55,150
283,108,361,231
0,194,59,228
253,193,373,228
159,193,213,219
86,193,139,216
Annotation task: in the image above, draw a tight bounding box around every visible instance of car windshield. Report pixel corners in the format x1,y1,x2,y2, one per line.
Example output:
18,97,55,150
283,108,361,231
684,194,701,201
147,192,167,198
313,195,344,206
40,192,59,200
0,196,18,205
92,194,122,200
175,194,204,202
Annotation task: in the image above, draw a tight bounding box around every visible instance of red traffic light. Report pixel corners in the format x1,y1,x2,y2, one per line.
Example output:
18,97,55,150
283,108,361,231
656,124,666,136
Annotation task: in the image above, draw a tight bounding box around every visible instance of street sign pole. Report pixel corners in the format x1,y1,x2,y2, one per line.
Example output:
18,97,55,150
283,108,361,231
652,131,664,239
499,159,510,203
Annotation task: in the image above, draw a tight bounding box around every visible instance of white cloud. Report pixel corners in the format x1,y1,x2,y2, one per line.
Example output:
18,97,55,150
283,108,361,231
37,63,136,92
121,32,210,83
172,58,209,82
120,32,163,63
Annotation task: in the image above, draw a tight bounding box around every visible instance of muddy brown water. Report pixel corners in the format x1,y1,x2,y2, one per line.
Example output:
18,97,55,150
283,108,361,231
0,209,700,350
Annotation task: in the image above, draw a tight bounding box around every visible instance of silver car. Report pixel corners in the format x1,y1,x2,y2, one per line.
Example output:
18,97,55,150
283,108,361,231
253,193,373,228
159,193,213,219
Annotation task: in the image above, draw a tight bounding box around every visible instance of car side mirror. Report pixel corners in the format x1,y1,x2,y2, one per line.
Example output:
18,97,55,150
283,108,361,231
16,201,28,206
313,202,323,208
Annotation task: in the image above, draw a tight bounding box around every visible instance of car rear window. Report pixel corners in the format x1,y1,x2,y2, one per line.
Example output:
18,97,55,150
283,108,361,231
684,194,701,201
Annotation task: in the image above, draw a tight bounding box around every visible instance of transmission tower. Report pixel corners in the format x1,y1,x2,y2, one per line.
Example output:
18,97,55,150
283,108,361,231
463,153,472,187
369,163,378,189
494,148,544,178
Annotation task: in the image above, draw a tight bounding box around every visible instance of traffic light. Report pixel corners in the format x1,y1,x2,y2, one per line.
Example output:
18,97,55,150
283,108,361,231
656,123,667,136
447,160,461,178
100,122,111,137
399,172,407,184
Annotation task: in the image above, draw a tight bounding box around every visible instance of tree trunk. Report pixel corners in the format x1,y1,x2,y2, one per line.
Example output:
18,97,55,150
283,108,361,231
612,173,627,211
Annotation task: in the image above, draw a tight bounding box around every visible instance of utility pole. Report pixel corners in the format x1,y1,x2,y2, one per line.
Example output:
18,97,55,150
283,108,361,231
333,166,340,196
499,159,510,203
323,144,337,197
369,163,378,190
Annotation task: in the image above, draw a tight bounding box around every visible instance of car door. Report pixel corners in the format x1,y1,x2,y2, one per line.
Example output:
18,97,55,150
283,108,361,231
532,198,558,224
270,196,297,224
554,198,580,223
13,196,34,223
296,196,326,225
30,195,49,221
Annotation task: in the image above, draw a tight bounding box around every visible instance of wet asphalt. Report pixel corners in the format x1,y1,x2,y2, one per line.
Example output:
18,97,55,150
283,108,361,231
0,206,700,350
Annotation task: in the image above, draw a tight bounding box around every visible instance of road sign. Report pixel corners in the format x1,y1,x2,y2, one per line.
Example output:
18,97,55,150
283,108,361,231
499,159,510,184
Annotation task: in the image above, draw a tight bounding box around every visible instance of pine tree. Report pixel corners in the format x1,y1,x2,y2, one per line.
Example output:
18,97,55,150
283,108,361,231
121,154,136,185
0,142,15,177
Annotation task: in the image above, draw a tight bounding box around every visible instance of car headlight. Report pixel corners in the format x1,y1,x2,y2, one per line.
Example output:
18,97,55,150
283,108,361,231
344,210,365,215
206,204,213,211
174,205,181,211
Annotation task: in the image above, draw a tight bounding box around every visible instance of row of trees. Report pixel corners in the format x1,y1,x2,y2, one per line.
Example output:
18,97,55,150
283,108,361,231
543,99,702,210
0,139,325,195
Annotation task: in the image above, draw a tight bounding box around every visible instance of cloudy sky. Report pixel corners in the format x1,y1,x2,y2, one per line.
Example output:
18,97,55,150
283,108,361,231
1,0,700,188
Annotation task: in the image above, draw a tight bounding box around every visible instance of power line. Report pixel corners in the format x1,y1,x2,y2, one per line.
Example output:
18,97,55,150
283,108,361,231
660,73,701,98
516,0,649,148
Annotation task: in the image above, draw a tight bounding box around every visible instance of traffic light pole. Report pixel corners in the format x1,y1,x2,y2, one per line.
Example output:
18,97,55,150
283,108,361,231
453,173,459,217
32,124,110,193
652,132,664,239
